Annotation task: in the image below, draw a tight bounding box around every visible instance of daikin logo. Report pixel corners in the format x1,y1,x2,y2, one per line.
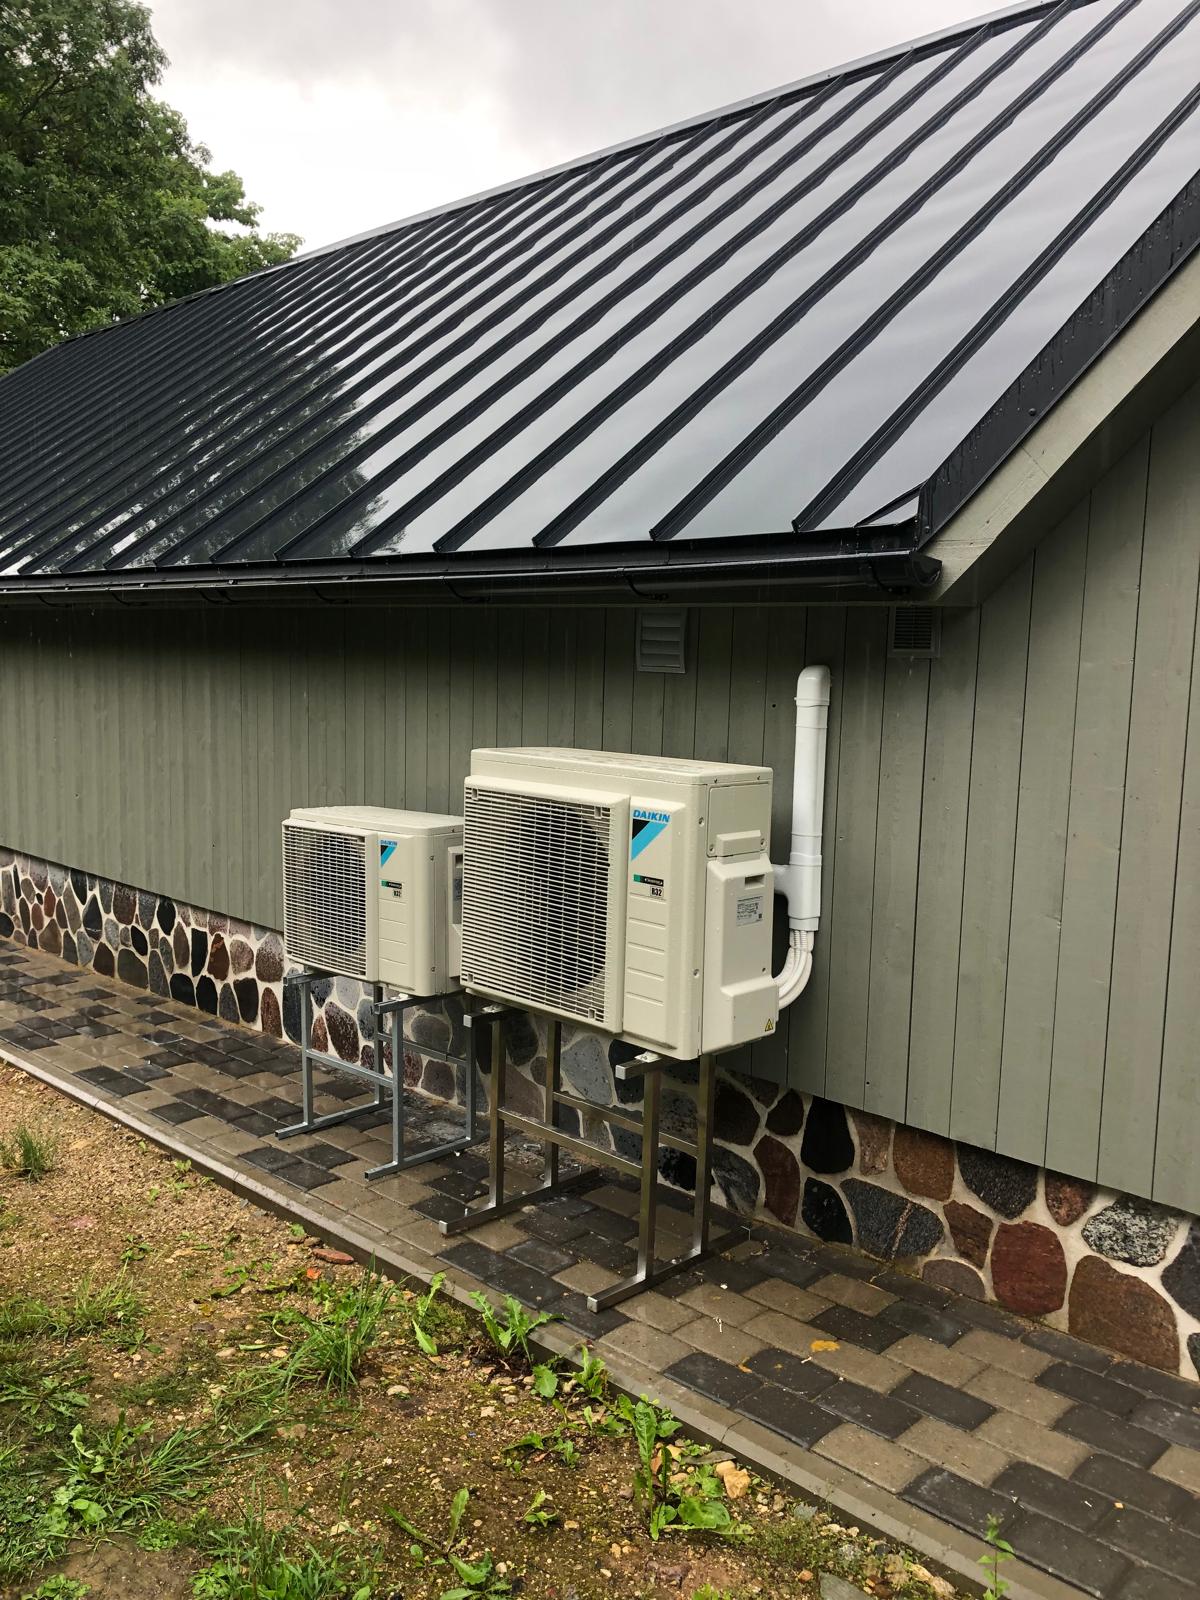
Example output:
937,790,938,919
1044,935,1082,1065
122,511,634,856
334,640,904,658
380,839,397,866
630,808,669,859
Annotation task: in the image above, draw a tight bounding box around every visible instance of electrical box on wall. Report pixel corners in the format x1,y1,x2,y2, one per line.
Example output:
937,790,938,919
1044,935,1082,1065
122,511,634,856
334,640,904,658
283,806,462,994
459,748,777,1059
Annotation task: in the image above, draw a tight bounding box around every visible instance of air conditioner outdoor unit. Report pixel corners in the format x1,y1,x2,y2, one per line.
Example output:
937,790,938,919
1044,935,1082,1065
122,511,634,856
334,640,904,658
282,806,463,993
459,749,778,1060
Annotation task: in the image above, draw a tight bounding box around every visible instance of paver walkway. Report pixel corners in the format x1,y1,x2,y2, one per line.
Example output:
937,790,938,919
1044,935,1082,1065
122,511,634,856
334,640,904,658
1,937,1198,1600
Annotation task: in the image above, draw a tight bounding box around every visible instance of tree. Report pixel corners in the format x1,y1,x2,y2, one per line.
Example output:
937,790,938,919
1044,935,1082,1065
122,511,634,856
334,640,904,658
0,0,301,372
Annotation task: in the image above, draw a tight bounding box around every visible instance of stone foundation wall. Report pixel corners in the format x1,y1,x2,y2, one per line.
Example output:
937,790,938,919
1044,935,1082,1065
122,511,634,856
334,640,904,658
2,844,1197,1378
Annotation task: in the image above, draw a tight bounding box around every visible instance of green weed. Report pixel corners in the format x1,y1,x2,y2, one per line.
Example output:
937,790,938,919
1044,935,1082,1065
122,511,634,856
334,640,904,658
0,1274,141,1343
620,1395,730,1541
469,1291,558,1366
191,1511,373,1599
980,1514,1013,1600
410,1270,447,1356
54,1414,217,1532
387,1487,510,1598
0,1125,57,1181
272,1269,395,1392
19,1576,90,1599
0,1351,89,1437
522,1488,557,1530
0,1446,70,1585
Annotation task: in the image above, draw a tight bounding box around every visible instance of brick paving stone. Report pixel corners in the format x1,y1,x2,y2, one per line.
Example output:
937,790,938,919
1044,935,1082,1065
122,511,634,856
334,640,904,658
1024,1325,1117,1373
903,1468,1015,1538
545,1292,628,1340
623,1291,698,1333
1129,1398,1200,1451
741,1277,832,1321
817,1378,920,1441
811,1304,905,1355
1151,1444,1200,1494
676,1282,762,1327
664,1351,761,1408
1107,1361,1200,1410
587,1207,639,1243
742,1310,827,1356
596,1321,690,1373
954,1329,1051,1380
1038,1362,1145,1417
750,1248,826,1290
552,1261,619,1296
898,1416,1012,1486
506,1238,578,1275
890,1372,995,1430
1008,1511,1133,1598
1115,1566,1200,1600
812,1273,896,1315
870,1268,956,1309
965,1365,1074,1425
698,1256,769,1294
813,1423,926,1492
1096,1504,1200,1587
573,1234,638,1274
150,1099,206,1125
745,1347,839,1398
992,1461,1110,1532
878,1301,970,1346
886,1334,985,1388
810,1341,910,1393
981,1411,1093,1481
1055,1405,1167,1469
742,1383,841,1448
674,1316,765,1366
1073,1452,1194,1521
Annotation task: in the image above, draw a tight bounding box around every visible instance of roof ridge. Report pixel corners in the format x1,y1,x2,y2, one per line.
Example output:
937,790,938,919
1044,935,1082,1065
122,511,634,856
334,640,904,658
297,0,1076,263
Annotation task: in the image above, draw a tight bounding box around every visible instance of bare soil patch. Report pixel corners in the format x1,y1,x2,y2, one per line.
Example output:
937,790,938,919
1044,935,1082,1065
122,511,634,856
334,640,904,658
0,1064,968,1600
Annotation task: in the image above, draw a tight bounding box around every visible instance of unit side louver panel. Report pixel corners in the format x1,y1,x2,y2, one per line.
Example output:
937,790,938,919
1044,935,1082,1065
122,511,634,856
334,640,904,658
461,785,612,1025
283,824,368,978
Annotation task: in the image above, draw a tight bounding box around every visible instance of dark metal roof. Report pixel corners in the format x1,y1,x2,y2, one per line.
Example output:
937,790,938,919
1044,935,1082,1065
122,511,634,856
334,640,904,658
2,0,1199,596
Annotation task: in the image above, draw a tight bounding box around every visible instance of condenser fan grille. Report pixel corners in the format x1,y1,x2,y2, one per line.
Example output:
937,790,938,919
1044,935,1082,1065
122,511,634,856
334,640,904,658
283,824,368,978
461,786,611,1024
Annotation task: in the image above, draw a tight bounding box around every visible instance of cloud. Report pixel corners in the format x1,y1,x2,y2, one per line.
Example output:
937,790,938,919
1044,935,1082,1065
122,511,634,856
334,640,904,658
148,0,979,249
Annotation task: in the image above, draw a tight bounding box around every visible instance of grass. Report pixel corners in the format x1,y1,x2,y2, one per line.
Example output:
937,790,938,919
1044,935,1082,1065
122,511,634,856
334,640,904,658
0,1273,142,1343
0,1124,57,1181
272,1268,396,1392
190,1512,376,1599
54,1413,220,1531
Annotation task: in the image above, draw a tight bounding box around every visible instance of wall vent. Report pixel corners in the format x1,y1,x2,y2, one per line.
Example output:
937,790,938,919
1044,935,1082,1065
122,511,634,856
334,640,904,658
637,608,687,673
888,605,941,659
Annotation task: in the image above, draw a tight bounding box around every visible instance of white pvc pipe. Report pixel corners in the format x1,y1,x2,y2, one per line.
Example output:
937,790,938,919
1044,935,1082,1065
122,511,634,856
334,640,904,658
773,665,831,1007
788,665,831,932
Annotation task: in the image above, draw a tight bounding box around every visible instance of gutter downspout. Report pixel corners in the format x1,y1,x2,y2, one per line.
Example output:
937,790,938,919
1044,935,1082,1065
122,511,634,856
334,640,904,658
772,665,831,1008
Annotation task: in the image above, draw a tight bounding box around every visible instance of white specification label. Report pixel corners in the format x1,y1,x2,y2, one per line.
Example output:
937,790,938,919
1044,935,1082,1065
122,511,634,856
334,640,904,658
736,895,763,925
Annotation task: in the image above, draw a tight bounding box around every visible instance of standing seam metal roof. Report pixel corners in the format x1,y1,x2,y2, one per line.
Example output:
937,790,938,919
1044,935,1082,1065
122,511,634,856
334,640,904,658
1,0,1198,591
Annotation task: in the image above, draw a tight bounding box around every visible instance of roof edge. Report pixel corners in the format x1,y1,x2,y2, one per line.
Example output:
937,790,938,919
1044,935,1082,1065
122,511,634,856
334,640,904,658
925,209,1200,604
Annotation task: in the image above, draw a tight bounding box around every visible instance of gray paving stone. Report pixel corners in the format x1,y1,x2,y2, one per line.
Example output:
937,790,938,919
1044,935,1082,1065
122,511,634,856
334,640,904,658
903,1467,1015,1538
1008,1510,1132,1599
890,1371,995,1431
1038,1361,1144,1417
1072,1453,1194,1522
663,1350,761,1408
992,1461,1110,1532
1129,1398,1200,1451
1097,1504,1200,1588
745,1347,839,1398
742,1383,841,1448
1055,1406,1167,1469
811,1303,904,1354
817,1379,920,1441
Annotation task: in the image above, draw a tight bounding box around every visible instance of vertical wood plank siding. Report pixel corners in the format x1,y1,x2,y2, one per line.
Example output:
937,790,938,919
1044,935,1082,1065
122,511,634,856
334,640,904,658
3,383,1200,1209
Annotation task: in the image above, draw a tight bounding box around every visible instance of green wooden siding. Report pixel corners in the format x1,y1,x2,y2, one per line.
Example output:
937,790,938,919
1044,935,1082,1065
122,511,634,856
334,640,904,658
3,382,1200,1210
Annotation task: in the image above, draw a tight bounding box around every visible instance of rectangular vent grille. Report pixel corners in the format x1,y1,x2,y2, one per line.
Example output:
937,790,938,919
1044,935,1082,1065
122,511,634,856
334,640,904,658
889,605,941,658
637,608,687,673
283,824,368,978
461,785,611,1024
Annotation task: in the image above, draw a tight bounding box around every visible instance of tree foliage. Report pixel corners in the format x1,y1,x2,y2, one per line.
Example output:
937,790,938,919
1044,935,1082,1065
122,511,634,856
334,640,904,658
0,0,301,372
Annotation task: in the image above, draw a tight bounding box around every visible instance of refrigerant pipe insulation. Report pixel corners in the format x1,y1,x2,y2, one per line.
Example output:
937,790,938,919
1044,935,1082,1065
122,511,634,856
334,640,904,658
772,664,831,1008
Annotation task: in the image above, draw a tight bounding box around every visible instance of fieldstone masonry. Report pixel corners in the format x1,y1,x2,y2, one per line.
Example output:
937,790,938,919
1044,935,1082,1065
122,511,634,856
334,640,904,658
3,844,1199,1379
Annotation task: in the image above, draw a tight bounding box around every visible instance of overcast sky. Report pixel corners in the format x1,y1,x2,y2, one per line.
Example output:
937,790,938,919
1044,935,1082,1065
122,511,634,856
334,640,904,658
149,0,987,254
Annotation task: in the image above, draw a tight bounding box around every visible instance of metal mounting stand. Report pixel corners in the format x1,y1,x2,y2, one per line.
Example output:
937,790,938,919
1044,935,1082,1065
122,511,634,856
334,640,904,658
278,970,479,1179
440,1007,743,1310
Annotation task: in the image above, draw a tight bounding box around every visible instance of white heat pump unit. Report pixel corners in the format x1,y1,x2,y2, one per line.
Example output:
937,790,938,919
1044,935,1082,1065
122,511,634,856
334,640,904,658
282,806,463,993
459,750,777,1060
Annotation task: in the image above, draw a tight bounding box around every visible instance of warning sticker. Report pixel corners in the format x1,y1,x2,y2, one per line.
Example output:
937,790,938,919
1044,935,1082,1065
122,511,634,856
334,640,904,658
736,896,763,925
